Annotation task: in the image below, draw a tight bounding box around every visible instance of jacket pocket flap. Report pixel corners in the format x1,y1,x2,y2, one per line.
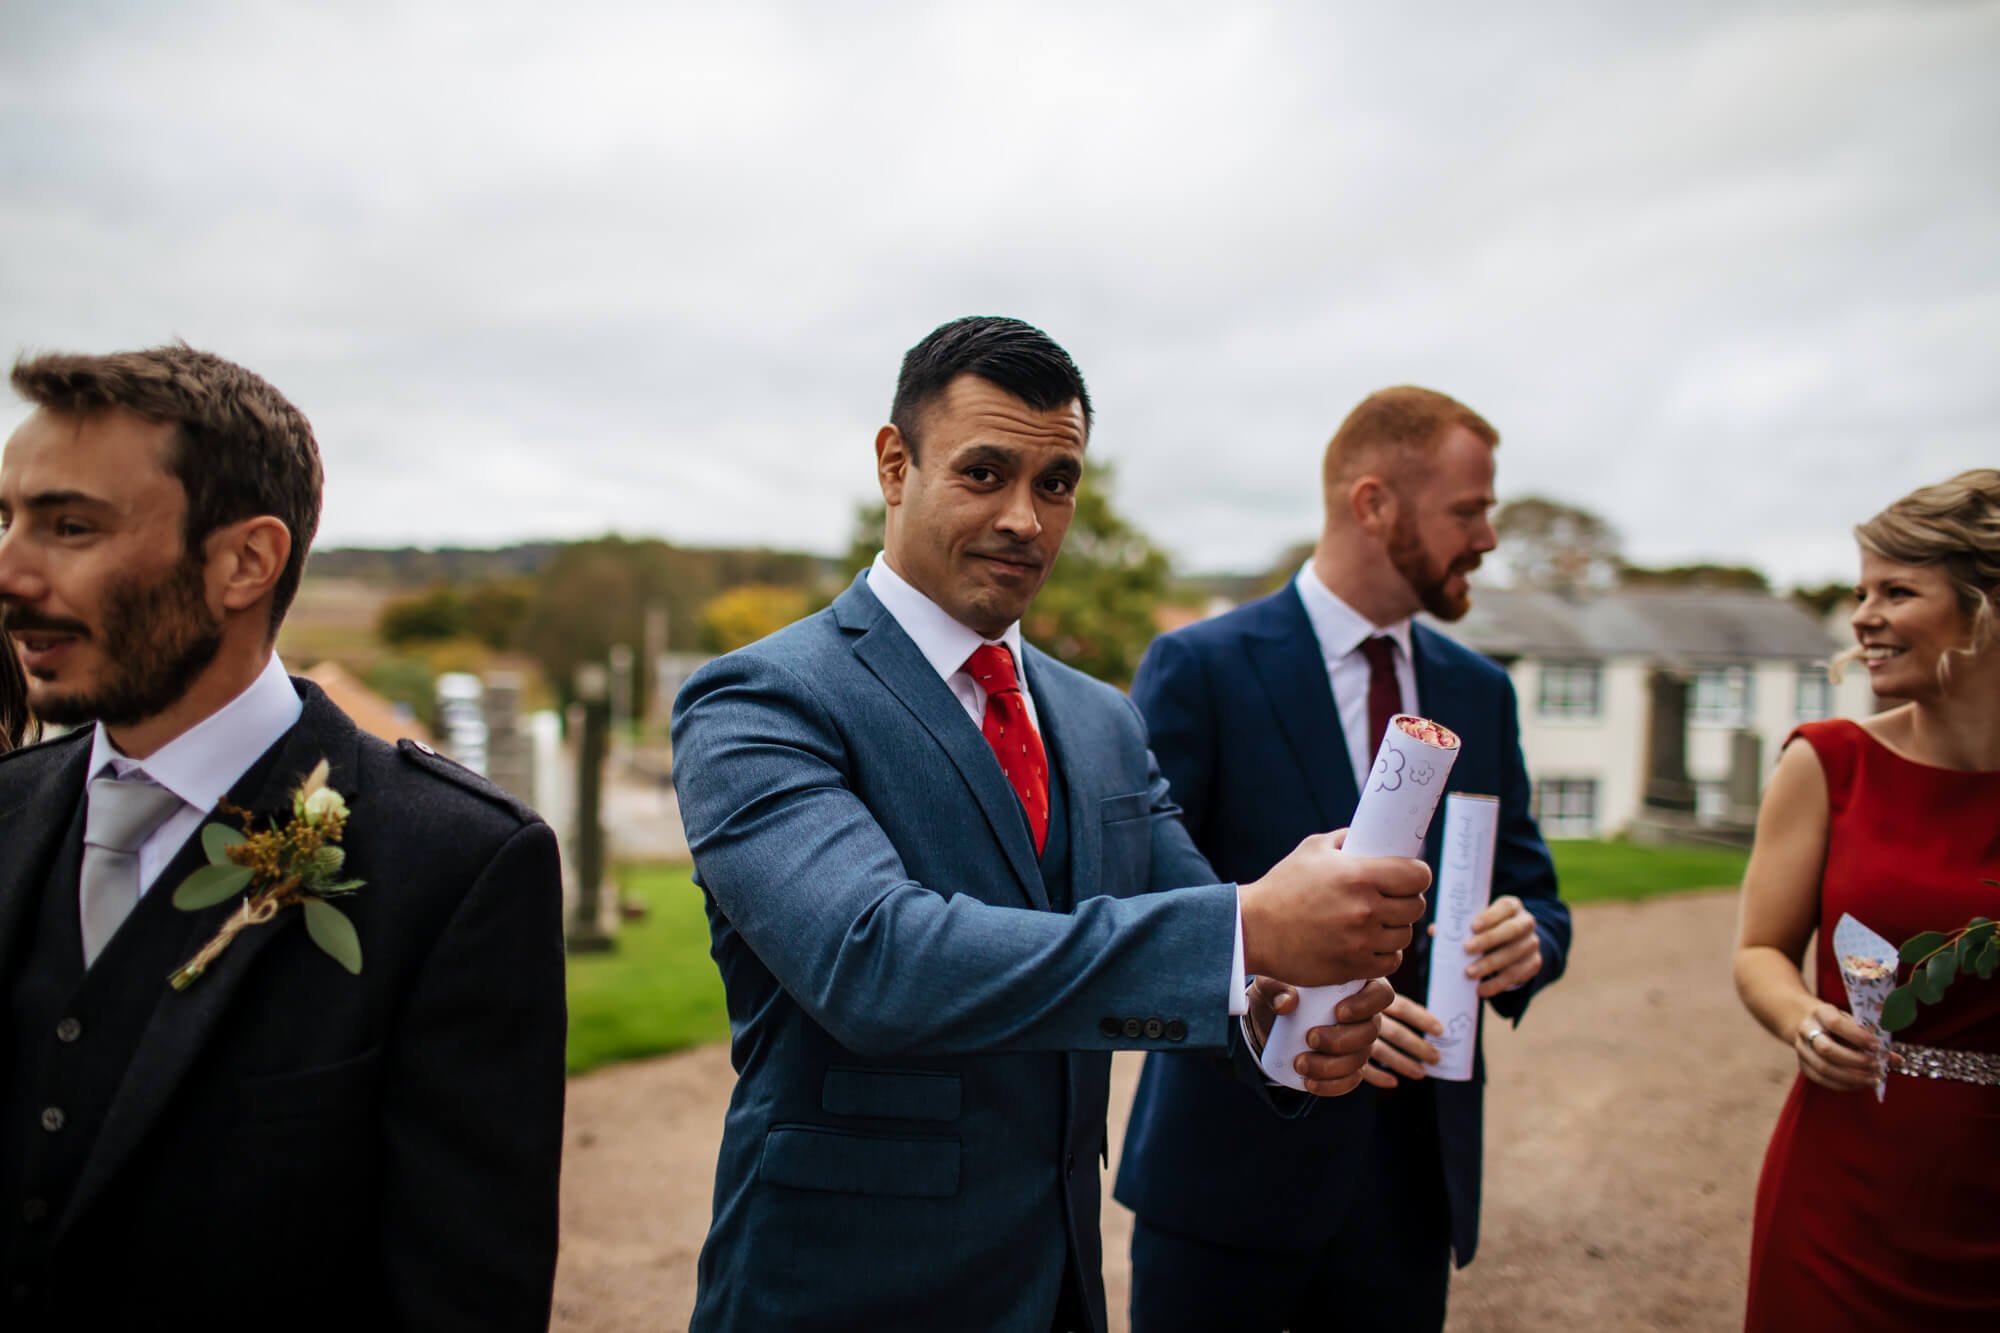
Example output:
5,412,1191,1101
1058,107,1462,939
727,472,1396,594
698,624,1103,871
822,1068,962,1121
239,1045,384,1122
759,1125,960,1198
1099,790,1150,824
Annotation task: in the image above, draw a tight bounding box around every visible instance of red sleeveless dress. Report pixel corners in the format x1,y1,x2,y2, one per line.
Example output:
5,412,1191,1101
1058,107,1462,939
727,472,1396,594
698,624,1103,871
1745,720,2000,1330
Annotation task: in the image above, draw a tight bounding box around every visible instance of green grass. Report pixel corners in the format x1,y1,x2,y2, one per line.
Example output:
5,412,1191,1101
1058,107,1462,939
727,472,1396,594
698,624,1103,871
565,862,729,1076
1549,838,1748,904
563,842,1747,1075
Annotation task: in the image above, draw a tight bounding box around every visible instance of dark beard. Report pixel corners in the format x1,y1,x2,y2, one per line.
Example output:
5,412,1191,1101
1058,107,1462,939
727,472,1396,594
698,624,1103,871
1388,510,1475,622
20,555,223,728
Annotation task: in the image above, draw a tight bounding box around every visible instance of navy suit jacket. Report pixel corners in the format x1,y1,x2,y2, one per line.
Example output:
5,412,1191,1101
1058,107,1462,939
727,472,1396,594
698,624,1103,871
672,574,1293,1333
1113,585,1570,1266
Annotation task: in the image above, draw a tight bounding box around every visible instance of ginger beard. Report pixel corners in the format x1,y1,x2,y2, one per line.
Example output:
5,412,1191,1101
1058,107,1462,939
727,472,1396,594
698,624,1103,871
1387,504,1481,622
3,549,222,729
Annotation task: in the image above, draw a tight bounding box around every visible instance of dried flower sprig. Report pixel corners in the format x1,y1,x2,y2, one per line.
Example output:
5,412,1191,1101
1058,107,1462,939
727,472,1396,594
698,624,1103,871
167,759,367,990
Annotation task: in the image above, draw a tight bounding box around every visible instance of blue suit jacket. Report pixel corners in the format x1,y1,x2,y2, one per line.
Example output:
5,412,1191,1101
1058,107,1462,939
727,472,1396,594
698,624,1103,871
1113,585,1570,1266
672,574,1287,1333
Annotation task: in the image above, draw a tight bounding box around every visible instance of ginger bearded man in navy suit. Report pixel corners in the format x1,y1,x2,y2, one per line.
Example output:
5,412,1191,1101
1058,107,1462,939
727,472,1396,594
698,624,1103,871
671,319,1440,1333
1115,387,1573,1333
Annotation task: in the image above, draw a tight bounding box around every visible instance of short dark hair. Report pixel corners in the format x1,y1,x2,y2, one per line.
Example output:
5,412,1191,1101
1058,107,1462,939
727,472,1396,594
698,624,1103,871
889,316,1093,458
11,344,322,635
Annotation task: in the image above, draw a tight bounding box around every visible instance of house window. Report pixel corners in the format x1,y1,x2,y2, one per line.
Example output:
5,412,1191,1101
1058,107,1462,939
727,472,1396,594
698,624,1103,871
1533,777,1599,838
1795,664,1833,722
1538,660,1603,720
1692,664,1754,727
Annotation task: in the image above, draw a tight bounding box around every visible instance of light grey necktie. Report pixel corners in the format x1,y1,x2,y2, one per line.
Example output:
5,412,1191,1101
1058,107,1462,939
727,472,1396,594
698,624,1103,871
80,772,185,966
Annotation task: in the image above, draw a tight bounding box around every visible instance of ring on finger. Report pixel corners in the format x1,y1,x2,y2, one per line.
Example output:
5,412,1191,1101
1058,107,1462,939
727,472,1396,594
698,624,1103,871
1804,1027,1825,1047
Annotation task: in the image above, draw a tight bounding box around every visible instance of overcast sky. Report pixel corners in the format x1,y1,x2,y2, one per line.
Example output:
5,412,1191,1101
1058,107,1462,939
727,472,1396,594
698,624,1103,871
3,0,1994,587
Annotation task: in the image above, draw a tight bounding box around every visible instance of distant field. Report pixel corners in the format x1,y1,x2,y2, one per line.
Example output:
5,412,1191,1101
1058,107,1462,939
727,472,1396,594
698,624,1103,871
278,577,396,669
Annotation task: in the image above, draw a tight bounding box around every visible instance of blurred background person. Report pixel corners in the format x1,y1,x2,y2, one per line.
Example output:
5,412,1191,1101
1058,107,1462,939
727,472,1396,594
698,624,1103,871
1734,468,2000,1330
0,634,31,753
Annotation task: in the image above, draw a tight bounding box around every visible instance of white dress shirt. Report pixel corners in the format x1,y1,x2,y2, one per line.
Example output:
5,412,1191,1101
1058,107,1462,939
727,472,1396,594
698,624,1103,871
85,653,303,898
866,554,1247,1016
1294,563,1417,786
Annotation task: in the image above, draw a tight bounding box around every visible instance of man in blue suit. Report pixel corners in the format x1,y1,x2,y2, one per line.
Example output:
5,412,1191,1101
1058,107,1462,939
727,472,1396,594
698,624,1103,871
671,319,1437,1333
1115,387,1573,1332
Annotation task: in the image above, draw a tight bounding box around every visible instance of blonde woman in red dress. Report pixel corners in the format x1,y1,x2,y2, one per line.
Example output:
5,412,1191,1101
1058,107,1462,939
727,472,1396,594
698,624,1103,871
1735,468,2000,1330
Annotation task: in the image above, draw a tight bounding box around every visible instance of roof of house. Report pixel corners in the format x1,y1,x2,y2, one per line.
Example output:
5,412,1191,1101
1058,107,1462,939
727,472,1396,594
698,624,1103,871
302,661,435,746
1425,586,1841,665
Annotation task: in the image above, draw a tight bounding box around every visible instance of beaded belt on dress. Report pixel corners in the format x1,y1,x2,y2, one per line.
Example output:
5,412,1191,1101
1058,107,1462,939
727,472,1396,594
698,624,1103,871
1892,1042,2000,1087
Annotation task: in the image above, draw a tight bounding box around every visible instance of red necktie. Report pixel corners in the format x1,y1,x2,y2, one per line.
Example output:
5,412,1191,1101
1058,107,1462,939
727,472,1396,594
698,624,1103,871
1360,635,1401,759
965,643,1049,854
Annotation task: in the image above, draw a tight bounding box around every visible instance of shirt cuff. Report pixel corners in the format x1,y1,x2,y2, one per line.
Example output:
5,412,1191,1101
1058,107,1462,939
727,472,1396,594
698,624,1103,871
1228,885,1248,1017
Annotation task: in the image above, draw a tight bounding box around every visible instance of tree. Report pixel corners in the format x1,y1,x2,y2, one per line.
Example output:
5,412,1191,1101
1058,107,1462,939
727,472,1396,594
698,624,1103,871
843,462,1171,686
1791,581,1854,620
1492,496,1623,591
1619,562,1771,594
516,536,828,711
701,584,812,652
377,587,466,646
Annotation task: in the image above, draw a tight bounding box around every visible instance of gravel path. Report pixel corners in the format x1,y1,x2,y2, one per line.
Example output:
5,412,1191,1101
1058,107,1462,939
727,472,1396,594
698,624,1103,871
554,889,1791,1331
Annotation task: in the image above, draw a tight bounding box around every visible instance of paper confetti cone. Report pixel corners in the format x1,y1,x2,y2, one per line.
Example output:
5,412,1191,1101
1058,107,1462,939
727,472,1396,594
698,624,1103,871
1260,715,1461,1090
1832,912,1897,1103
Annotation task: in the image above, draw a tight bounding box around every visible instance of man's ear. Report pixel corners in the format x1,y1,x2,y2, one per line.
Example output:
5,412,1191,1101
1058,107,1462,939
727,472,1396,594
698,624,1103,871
207,516,293,616
875,424,912,506
1347,474,1398,539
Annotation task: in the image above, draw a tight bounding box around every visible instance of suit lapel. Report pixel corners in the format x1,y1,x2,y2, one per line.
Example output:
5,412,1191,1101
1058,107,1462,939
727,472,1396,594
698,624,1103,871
0,734,92,970
1243,587,1360,830
1411,624,1476,861
836,578,1048,910
1025,649,1097,904
59,683,364,1238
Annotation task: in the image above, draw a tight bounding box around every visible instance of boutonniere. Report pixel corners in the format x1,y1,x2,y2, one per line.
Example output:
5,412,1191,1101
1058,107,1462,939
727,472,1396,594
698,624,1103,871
166,758,366,991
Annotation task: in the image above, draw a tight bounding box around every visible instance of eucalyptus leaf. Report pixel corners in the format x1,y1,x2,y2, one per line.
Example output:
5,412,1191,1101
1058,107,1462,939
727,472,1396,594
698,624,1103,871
1900,931,1949,966
1928,950,1957,989
303,898,363,975
1963,919,1996,950
200,823,246,867
1979,938,2000,981
171,863,254,911
1914,968,1944,1005
315,877,366,897
1881,985,1918,1033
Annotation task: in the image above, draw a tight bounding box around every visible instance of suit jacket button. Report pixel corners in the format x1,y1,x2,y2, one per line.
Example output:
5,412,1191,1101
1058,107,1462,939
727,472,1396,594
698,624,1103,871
1164,1019,1188,1042
1121,1018,1142,1039
39,1107,63,1133
1099,1016,1121,1038
54,1018,82,1043
1143,1017,1164,1040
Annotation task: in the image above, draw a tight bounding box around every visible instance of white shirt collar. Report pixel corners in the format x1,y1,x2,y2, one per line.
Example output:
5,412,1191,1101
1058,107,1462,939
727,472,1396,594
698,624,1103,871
87,653,304,811
867,552,1030,688
1294,561,1414,666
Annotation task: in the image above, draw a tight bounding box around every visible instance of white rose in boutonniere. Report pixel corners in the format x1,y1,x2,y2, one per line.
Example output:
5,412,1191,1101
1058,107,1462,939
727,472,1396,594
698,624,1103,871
167,758,368,991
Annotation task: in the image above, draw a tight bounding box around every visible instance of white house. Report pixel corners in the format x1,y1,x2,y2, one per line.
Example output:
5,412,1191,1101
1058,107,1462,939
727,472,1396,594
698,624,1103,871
1424,587,1875,838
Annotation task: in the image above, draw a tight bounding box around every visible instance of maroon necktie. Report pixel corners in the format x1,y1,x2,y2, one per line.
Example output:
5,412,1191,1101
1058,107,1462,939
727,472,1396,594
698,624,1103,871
1360,635,1401,759
965,644,1050,854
